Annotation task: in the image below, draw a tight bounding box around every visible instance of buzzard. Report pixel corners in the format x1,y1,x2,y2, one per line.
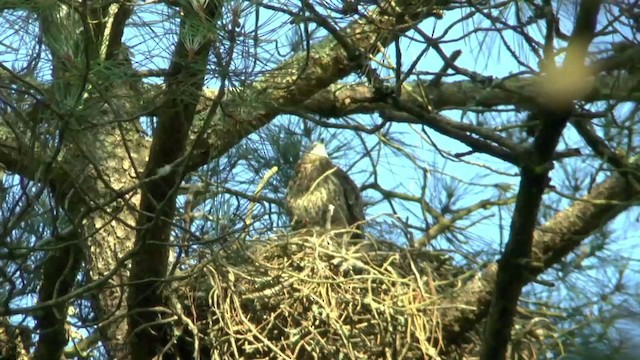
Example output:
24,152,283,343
285,142,365,235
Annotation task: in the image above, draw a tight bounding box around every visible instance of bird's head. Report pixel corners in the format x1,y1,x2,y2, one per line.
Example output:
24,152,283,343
307,142,329,159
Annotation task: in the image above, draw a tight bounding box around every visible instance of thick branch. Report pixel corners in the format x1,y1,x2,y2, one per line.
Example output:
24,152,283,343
127,4,217,359
441,163,639,354
103,3,134,61
300,64,640,118
138,41,640,121
186,2,450,170
480,1,603,359
33,230,83,360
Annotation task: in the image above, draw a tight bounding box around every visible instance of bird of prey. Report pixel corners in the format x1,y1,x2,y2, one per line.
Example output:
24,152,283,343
285,142,365,235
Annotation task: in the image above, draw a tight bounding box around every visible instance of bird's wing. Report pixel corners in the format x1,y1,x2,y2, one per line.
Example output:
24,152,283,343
334,167,365,223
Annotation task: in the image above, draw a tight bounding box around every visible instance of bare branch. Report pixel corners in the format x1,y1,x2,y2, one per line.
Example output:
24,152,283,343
443,160,640,355
187,2,455,170
480,1,604,358
127,1,222,357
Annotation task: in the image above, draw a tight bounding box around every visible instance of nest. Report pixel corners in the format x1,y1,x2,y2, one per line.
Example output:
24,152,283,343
168,230,546,359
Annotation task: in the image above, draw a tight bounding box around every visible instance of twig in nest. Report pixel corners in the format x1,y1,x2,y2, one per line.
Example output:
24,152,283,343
243,166,278,232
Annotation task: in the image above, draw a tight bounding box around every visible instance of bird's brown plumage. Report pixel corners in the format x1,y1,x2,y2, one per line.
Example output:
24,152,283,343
285,143,365,234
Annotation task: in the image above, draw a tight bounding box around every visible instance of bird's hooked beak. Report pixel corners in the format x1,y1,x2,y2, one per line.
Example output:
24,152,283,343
308,142,329,158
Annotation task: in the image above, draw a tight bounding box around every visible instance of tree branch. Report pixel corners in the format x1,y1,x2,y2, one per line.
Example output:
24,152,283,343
480,1,604,358
126,3,220,358
380,104,522,164
185,1,455,171
441,160,639,356
33,230,83,360
299,62,640,118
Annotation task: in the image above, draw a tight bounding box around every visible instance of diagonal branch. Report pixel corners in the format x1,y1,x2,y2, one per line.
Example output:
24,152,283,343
441,160,640,355
186,2,451,171
381,103,522,164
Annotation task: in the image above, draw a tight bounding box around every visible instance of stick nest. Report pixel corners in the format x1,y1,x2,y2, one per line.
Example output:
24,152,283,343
170,230,483,359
